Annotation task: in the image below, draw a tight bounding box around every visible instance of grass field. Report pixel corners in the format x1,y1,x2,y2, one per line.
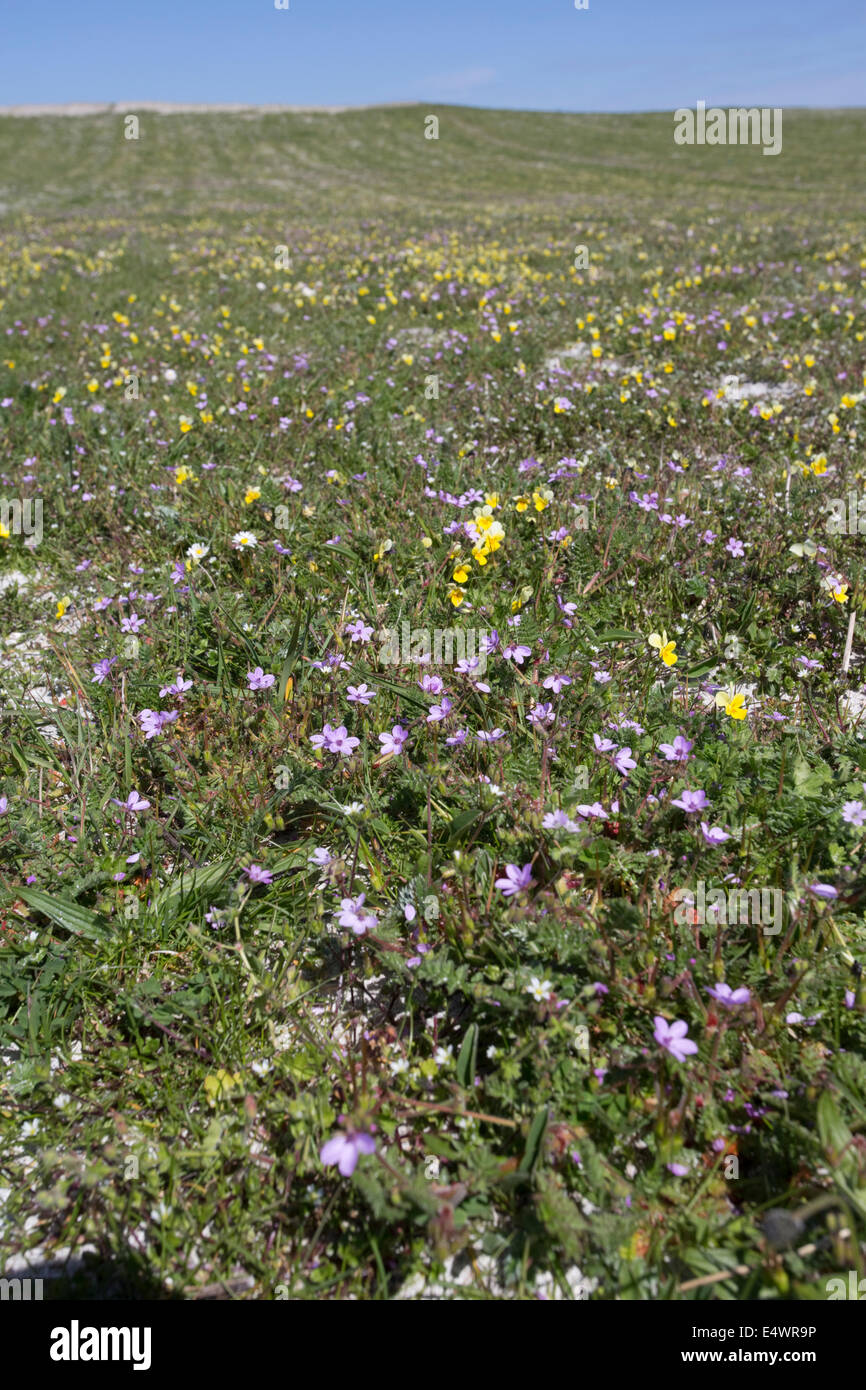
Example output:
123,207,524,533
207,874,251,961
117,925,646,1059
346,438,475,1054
1,105,866,1300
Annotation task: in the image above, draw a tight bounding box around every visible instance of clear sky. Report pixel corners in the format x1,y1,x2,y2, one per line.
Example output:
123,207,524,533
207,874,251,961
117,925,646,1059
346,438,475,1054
2,0,864,111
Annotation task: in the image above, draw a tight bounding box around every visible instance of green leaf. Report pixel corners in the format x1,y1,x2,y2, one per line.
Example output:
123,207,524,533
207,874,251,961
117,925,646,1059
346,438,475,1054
518,1105,549,1176
17,888,112,944
156,860,234,908
446,808,483,844
683,659,719,679
816,1092,855,1172
595,628,640,643
456,1023,479,1087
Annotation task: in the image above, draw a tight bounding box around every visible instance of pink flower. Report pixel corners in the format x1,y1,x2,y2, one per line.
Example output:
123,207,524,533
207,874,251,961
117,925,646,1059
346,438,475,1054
111,790,151,814
653,1016,698,1063
320,1129,376,1176
337,893,378,935
310,724,360,756
706,983,751,1008
502,643,532,664
495,862,535,897
378,724,408,756
700,822,730,845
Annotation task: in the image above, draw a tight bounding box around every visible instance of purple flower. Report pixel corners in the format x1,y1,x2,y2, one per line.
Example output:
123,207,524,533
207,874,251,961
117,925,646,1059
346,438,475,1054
700,821,730,845
594,733,616,753
654,1016,698,1063
91,657,117,684
809,883,838,900
160,676,193,697
706,983,751,1008
137,709,178,740
502,643,532,664
527,702,554,726
320,1129,376,1177
247,667,276,691
427,697,453,723
672,789,710,813
418,674,444,694
842,801,866,827
244,864,273,885
0,796,8,816
308,846,333,867
347,683,376,705
659,735,693,762
121,612,144,633
667,1162,689,1177
111,790,151,814
725,537,745,558
310,724,360,756
495,862,535,897
543,673,572,693
337,893,378,935
345,620,373,643
614,746,637,776
378,724,408,757
477,728,505,743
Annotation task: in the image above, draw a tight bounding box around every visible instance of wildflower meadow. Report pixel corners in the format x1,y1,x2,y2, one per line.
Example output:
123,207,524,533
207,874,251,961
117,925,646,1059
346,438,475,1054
1,101,866,1310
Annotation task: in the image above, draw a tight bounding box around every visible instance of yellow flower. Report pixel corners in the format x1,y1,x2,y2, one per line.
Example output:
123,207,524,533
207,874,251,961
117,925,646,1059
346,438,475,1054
86,378,99,393
55,595,71,620
472,545,489,566
810,455,827,476
485,492,500,509
0,521,9,540
715,689,748,720
514,494,530,512
532,490,551,512
449,587,465,607
204,1070,241,1103
453,564,469,584
175,465,193,485
821,574,849,603
648,630,677,667
179,416,192,434
244,487,261,505
52,387,67,404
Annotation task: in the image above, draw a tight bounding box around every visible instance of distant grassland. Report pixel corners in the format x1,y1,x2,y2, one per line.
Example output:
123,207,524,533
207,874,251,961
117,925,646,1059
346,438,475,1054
1,106,864,221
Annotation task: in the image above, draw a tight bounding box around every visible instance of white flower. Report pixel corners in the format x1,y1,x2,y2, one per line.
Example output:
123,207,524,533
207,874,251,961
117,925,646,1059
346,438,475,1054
232,531,258,549
433,1045,453,1067
342,801,366,818
186,542,210,564
526,976,553,1002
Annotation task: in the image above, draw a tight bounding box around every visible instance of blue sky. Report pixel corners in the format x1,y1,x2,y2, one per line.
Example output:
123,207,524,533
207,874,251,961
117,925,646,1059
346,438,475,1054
3,0,864,110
